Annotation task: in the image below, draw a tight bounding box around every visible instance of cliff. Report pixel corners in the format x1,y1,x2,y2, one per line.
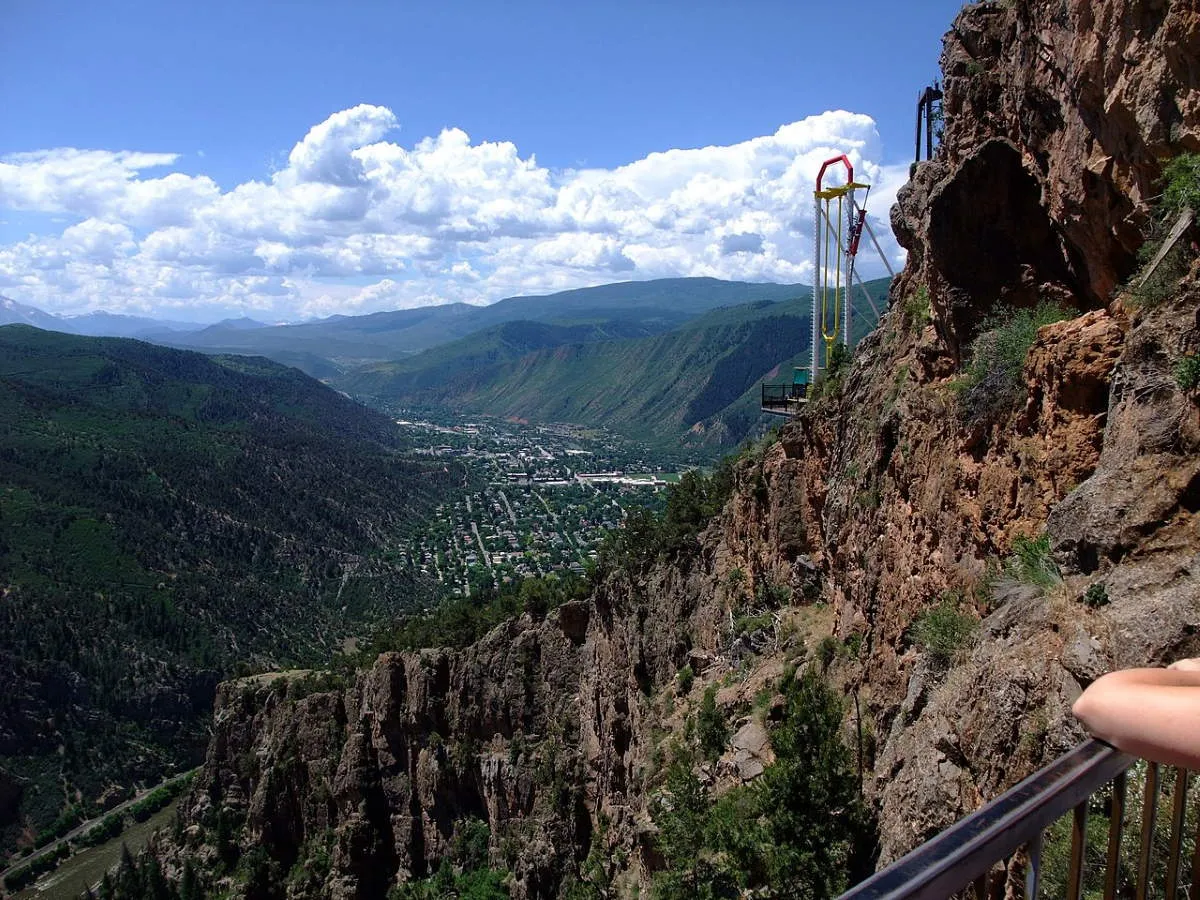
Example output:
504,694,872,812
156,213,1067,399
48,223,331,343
136,0,1200,896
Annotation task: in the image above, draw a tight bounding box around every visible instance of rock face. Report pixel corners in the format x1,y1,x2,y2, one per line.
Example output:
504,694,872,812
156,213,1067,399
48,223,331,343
892,0,1200,357
153,0,1200,895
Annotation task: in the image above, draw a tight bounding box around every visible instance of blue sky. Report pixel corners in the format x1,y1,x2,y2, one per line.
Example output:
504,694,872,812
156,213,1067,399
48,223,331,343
0,0,962,321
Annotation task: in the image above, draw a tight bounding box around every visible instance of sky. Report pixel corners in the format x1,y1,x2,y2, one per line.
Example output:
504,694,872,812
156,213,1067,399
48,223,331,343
0,0,962,322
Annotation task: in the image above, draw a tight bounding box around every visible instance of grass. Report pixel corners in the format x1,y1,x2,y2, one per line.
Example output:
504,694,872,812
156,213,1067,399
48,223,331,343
1005,534,1062,590
958,301,1071,422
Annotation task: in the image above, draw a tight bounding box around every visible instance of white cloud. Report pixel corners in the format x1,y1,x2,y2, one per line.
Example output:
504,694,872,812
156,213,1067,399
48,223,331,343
0,105,905,320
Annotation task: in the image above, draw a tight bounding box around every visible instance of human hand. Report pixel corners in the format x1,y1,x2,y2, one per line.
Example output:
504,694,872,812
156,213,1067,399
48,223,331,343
1167,658,1200,671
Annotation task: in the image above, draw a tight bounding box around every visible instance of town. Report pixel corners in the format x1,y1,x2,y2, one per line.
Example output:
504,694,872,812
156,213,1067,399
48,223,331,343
392,413,707,598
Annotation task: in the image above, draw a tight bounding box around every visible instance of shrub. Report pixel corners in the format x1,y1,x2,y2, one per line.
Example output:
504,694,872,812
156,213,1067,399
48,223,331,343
910,599,978,668
676,665,694,695
697,686,728,761
958,301,1071,422
733,611,776,639
1124,152,1200,307
1161,152,1200,216
903,287,932,328
1083,583,1110,608
843,632,864,658
1175,353,1200,391
810,343,852,402
817,635,840,670
651,668,871,899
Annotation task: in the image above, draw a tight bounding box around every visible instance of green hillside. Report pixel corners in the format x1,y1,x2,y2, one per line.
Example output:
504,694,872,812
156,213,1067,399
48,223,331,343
166,278,804,374
0,327,457,850
340,278,891,447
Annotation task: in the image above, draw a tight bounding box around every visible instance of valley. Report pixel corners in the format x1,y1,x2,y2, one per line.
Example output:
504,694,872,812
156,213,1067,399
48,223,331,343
1,0,1198,896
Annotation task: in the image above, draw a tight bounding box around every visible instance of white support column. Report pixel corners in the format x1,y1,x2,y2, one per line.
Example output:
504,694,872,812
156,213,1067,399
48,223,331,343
812,194,821,374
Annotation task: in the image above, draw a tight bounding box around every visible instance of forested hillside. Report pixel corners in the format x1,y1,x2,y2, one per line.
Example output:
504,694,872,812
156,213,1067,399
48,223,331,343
0,327,457,853
166,278,805,374
340,279,890,447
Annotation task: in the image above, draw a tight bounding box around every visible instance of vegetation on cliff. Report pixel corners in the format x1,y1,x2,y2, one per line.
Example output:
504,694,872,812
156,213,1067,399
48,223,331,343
651,668,872,899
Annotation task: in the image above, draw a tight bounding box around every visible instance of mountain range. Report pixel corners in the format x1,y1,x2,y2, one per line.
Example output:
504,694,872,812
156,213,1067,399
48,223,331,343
340,279,891,445
2,276,891,448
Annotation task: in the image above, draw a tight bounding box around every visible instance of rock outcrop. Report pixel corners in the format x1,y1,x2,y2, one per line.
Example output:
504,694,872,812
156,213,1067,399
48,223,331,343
892,0,1200,357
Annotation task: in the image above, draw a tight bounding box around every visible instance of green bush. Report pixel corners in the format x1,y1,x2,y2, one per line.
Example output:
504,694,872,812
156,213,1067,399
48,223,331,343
596,459,735,575
910,600,978,668
697,686,729,761
78,812,125,847
1175,353,1200,391
1124,152,1200,307
651,668,872,899
1161,152,1200,216
903,287,931,328
677,665,695,695
817,635,840,670
1083,583,1109,608
732,611,776,638
958,301,1071,422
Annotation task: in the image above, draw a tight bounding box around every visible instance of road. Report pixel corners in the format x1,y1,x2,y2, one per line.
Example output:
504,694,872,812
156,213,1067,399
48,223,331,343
0,769,196,888
470,522,492,570
497,490,518,525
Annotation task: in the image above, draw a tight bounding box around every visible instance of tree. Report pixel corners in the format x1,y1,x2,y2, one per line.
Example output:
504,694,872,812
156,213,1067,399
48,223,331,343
697,686,728,761
750,668,869,899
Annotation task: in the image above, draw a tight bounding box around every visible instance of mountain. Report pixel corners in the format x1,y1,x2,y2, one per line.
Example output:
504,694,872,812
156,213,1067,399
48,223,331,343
63,311,207,339
338,278,891,447
165,278,805,374
0,296,71,332
0,326,458,850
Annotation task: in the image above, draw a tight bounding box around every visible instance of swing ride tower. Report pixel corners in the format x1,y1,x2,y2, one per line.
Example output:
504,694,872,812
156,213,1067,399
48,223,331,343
811,154,869,376
760,153,894,416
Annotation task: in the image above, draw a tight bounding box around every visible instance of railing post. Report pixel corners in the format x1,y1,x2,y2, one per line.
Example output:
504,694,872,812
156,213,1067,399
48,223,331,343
1190,777,1200,900
837,741,1133,900
1066,800,1088,900
1026,831,1044,899
1164,769,1189,900
1104,770,1127,900
1135,763,1160,900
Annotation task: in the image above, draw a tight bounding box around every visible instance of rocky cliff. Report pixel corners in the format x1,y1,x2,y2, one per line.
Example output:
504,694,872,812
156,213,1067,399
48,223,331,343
140,0,1200,896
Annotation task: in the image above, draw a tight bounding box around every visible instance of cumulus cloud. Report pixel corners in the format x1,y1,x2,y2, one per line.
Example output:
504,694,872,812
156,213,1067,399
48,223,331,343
0,105,905,320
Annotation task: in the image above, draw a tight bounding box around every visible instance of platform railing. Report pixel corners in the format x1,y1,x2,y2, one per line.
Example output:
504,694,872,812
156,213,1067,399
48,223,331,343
760,382,807,413
840,740,1199,900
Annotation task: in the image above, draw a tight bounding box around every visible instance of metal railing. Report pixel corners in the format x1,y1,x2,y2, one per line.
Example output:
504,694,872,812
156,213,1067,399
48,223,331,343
842,740,1200,900
761,382,807,411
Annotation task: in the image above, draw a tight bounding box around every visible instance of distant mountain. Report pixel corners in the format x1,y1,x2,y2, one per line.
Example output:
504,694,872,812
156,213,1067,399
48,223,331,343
340,278,892,447
207,316,268,331
63,310,206,338
165,278,806,374
0,326,458,849
0,295,71,332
